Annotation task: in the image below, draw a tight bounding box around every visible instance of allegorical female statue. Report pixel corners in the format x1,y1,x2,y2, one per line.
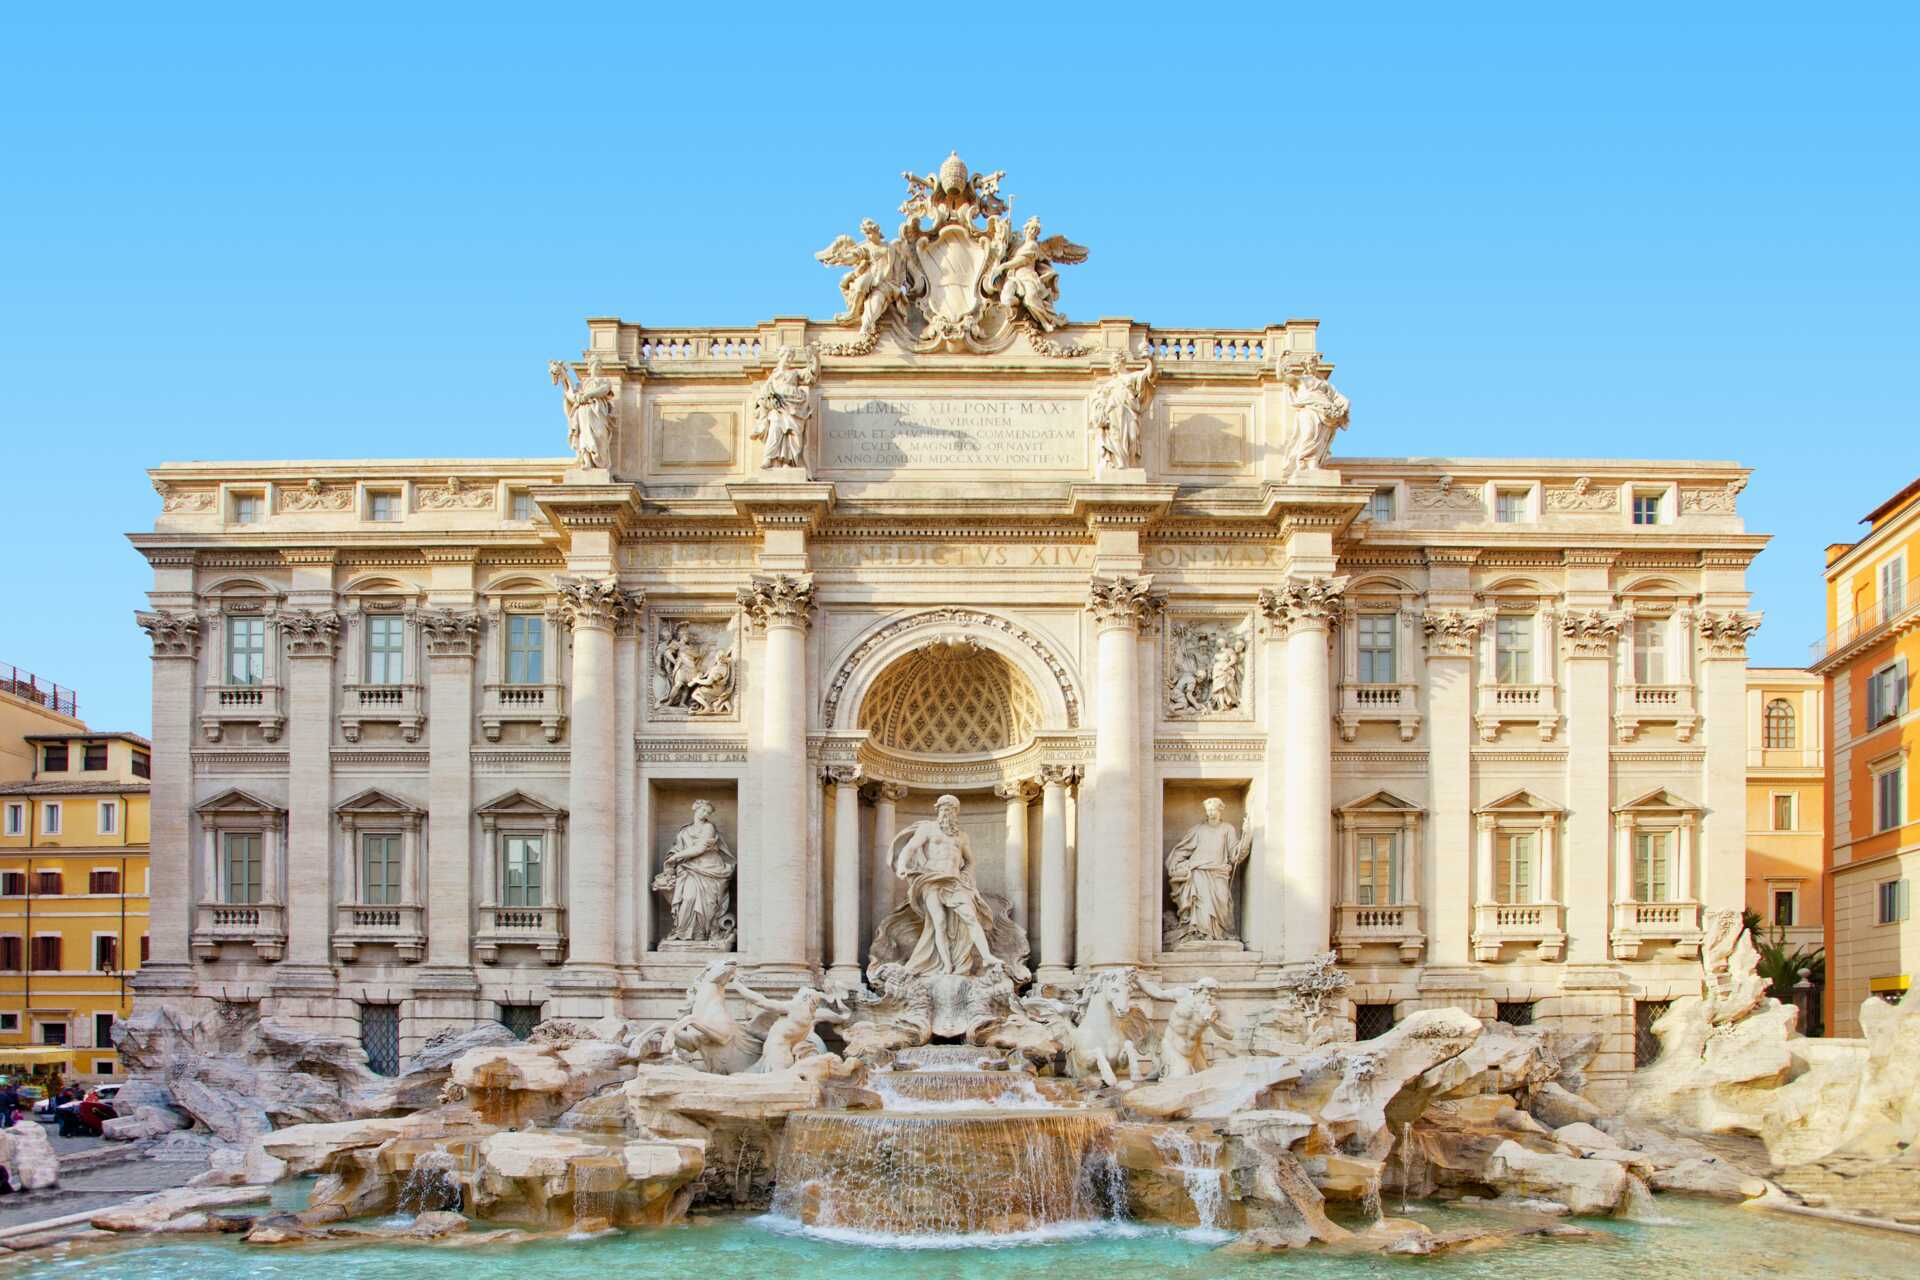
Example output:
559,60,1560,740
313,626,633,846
1277,370,1351,479
1088,352,1155,474
653,800,736,947
749,346,819,471
549,355,617,470
1164,797,1254,946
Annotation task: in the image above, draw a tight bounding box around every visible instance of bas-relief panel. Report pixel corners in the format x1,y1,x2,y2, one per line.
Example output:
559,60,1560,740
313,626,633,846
1162,612,1254,722
647,613,740,721
819,395,1085,472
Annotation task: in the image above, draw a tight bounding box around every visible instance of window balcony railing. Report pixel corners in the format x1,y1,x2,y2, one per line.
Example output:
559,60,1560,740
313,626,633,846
191,900,285,961
199,681,286,743
332,901,426,963
1474,682,1562,743
339,682,425,743
1613,682,1698,743
1811,573,1920,665
474,902,566,965
1335,681,1422,742
1471,900,1567,962
1610,899,1704,960
1334,902,1426,963
480,682,567,743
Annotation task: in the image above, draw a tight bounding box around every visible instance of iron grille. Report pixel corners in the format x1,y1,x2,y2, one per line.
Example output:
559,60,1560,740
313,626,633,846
1354,1003,1396,1041
500,1003,543,1041
1634,1000,1672,1068
1496,1001,1535,1027
361,1004,400,1077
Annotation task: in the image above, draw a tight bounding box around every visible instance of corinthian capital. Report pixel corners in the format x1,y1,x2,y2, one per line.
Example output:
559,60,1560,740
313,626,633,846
1559,608,1625,658
419,609,482,658
136,610,201,658
1257,575,1348,635
736,573,816,630
556,577,641,632
1697,609,1763,658
282,609,342,658
1086,575,1166,630
1421,608,1490,659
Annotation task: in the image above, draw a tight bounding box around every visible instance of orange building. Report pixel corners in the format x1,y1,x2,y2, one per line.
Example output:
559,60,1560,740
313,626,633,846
1746,668,1824,953
1813,477,1920,1036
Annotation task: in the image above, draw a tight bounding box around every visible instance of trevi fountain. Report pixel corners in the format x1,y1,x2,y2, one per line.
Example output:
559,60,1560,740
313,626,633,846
6,156,1916,1274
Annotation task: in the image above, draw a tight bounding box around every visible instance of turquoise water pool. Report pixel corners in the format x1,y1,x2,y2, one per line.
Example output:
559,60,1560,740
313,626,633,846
7,1198,1913,1278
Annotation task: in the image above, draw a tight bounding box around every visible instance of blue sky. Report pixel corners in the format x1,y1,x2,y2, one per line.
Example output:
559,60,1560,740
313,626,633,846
2,8,1915,734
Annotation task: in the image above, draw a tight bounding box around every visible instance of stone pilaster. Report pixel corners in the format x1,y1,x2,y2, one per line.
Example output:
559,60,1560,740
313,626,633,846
420,610,479,971
281,609,341,973
1037,765,1077,983
134,611,200,988
1421,606,1487,967
738,573,816,980
1084,576,1163,969
1697,610,1762,911
1259,576,1346,962
827,765,864,984
1561,603,1624,963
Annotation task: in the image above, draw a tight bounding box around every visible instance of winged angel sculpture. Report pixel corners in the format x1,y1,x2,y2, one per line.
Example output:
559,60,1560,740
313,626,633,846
814,152,1090,355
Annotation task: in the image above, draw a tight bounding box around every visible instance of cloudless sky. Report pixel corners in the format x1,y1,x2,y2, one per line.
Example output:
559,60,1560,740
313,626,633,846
3,7,1916,734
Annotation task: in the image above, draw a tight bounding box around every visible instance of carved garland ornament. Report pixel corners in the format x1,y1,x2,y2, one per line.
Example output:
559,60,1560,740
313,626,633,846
823,608,1082,730
417,476,495,511
1543,477,1618,512
556,577,641,631
279,479,355,512
1086,575,1166,630
1696,609,1763,657
1257,576,1348,635
1560,608,1625,657
152,479,216,513
1679,478,1745,515
1408,475,1482,511
1421,608,1490,658
735,574,816,629
137,610,201,657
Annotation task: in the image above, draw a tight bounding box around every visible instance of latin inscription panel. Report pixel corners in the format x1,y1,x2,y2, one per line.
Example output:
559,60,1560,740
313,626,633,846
821,396,1085,471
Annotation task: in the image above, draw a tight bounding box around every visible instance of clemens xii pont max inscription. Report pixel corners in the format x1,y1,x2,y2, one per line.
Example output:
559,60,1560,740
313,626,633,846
130,152,1763,1102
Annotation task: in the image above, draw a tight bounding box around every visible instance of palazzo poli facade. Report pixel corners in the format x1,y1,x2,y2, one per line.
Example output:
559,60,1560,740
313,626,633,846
128,157,1764,1094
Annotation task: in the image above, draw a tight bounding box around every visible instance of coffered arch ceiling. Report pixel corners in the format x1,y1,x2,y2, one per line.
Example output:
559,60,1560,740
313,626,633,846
857,637,1043,756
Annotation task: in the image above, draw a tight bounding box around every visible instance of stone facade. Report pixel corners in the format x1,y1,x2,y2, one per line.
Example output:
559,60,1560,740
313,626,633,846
127,158,1764,1097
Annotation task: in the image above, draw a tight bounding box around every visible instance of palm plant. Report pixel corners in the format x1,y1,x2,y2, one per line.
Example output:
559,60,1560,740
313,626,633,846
1742,907,1825,1001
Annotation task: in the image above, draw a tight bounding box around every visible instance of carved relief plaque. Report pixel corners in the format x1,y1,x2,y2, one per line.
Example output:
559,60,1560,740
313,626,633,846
820,396,1086,471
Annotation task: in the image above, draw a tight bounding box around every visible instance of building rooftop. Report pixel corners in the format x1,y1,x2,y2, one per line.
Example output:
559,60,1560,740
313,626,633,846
22,731,151,748
1862,475,1920,529
0,779,150,797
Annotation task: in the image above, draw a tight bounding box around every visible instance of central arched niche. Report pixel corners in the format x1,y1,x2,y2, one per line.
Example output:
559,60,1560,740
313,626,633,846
857,635,1042,756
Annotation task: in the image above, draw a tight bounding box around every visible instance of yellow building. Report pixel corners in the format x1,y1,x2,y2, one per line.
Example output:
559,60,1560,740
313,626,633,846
0,664,85,782
1746,668,1825,956
0,730,151,1080
1814,476,1920,1037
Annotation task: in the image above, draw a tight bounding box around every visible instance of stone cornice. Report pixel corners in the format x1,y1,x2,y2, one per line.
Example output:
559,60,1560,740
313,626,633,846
727,481,835,532
1069,483,1178,531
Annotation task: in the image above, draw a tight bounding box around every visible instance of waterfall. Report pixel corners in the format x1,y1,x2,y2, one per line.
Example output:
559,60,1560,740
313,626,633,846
569,1155,625,1233
1620,1175,1674,1224
772,1109,1117,1239
1398,1120,1418,1213
1148,1128,1226,1234
397,1149,462,1218
869,1070,1071,1112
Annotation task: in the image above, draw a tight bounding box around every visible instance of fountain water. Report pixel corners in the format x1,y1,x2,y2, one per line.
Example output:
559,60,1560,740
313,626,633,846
1147,1128,1226,1234
397,1149,462,1217
1398,1120,1418,1213
569,1154,626,1234
869,1070,1078,1111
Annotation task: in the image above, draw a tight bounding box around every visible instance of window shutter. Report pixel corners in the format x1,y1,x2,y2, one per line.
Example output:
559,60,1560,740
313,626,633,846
1901,879,1913,923
1897,660,1910,716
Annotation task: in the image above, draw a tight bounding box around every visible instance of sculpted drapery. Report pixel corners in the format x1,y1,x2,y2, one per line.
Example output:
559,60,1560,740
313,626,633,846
1165,798,1253,945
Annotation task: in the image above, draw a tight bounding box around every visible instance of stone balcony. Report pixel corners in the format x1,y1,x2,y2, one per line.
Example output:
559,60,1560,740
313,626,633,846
332,902,426,963
1335,682,1421,741
1471,901,1567,962
474,903,566,965
1474,682,1561,742
1333,903,1426,963
339,682,425,743
1614,683,1699,742
1610,899,1704,960
198,682,285,742
480,682,567,743
191,900,286,961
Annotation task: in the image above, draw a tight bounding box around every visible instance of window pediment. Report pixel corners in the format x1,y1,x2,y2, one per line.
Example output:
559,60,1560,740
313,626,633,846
1615,787,1699,815
335,787,423,819
1338,788,1423,816
475,789,567,820
1479,788,1565,816
195,787,285,819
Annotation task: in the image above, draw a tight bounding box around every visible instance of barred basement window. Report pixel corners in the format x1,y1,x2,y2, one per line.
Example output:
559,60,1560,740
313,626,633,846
1354,1003,1396,1041
361,1004,400,1077
1635,1000,1673,1068
1496,1001,1535,1027
499,1004,543,1041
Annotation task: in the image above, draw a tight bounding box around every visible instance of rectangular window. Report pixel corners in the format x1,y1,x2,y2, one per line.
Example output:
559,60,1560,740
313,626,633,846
1773,889,1796,927
1882,556,1906,616
1366,487,1395,523
95,935,118,972
361,1004,400,1077
1876,763,1905,832
1635,1000,1672,1067
1494,616,1533,684
502,834,544,907
0,937,20,970
40,743,68,772
1496,832,1534,904
82,742,108,771
30,936,61,972
499,1003,542,1040
131,751,150,779
94,1059,115,1074
34,870,60,896
140,934,150,963
1632,491,1662,525
1496,1001,1535,1027
232,493,262,524
1773,794,1795,832
361,833,404,905
1356,615,1396,684
506,615,545,685
99,801,117,835
4,803,22,836
226,616,267,686
1633,618,1667,684
1355,833,1399,906
0,872,22,896
1878,879,1911,925
223,832,263,904
366,614,406,684
89,870,120,894
368,491,401,522
0,1011,14,1030
1354,1003,1396,1041
1868,661,1908,727
509,492,534,522
1634,830,1671,902
38,1020,67,1046
41,803,60,836
1494,489,1527,523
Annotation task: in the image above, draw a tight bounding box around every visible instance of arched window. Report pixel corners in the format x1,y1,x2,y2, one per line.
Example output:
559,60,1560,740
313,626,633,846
1764,698,1796,749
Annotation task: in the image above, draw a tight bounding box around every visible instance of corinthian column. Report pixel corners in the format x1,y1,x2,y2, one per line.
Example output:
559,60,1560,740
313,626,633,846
738,573,816,980
1258,576,1346,962
995,779,1036,929
1084,576,1163,970
827,765,864,985
557,577,636,997
135,611,200,987
1037,765,1077,982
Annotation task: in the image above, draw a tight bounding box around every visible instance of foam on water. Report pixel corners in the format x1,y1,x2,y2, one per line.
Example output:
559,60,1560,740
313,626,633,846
754,1212,1158,1251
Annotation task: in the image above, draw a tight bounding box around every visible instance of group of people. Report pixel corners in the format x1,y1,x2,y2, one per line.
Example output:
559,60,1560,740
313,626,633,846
0,1079,113,1138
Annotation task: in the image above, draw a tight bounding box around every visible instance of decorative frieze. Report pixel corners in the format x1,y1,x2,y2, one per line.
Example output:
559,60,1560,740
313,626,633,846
1257,576,1347,635
1409,475,1482,512
1679,479,1744,514
153,479,215,513
1421,609,1489,658
735,573,816,630
279,479,354,512
1560,608,1624,657
1696,609,1763,658
282,610,342,658
556,577,640,632
419,609,481,658
634,738,748,765
1543,477,1618,512
1086,575,1166,630
417,476,494,511
137,610,201,658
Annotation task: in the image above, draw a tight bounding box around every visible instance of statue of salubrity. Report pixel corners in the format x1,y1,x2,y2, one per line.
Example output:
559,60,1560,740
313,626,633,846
652,800,736,950
1163,797,1254,948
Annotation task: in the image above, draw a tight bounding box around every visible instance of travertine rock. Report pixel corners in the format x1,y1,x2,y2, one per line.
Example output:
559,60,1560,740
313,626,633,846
1484,1139,1632,1215
1123,1054,1302,1120
90,1186,271,1232
0,1121,58,1190
103,1104,192,1141
1528,1080,1602,1128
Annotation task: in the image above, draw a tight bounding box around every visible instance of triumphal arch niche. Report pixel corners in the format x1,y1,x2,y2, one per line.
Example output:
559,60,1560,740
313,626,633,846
136,153,1763,1088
